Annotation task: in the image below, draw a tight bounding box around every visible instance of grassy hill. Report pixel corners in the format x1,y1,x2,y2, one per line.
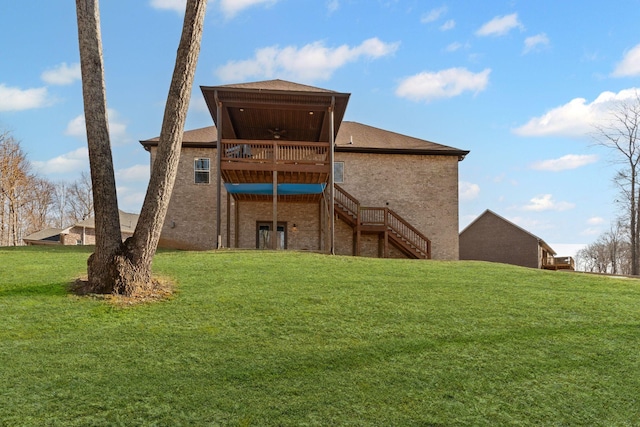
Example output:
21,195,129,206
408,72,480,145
1,246,639,426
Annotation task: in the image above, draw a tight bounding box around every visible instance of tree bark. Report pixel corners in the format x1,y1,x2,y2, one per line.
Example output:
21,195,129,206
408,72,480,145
119,0,207,294
75,0,207,295
76,0,124,293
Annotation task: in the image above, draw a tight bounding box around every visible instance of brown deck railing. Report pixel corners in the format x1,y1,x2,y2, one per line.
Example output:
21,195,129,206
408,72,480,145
221,140,330,165
543,256,575,270
334,184,431,259
334,184,359,219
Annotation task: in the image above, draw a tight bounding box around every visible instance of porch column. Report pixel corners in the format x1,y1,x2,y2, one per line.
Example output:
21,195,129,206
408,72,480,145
329,96,335,255
226,191,231,248
272,169,278,250
215,91,222,249
272,137,278,249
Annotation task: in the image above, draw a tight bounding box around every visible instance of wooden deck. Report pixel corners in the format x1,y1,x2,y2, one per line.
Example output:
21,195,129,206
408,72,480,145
542,256,575,271
220,139,331,184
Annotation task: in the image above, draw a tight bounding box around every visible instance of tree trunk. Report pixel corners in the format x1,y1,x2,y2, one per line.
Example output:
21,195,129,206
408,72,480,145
75,0,206,295
76,0,124,293
119,0,207,294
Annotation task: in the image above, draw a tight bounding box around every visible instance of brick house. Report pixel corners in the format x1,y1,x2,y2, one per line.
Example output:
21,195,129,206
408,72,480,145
459,209,575,269
23,210,139,246
141,80,469,260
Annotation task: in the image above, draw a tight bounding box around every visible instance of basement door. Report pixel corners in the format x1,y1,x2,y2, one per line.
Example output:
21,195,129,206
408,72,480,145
256,222,287,250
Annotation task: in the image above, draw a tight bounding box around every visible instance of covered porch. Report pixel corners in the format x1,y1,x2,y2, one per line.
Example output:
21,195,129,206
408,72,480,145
201,80,350,252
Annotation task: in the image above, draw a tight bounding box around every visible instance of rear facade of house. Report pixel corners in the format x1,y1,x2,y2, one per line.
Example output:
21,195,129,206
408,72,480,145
141,80,468,260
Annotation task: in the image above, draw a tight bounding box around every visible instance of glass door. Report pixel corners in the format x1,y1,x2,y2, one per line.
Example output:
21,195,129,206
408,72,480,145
256,222,286,249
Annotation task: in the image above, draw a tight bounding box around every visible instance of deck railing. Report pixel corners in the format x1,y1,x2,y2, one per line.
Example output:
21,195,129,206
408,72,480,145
542,256,576,270
334,184,431,259
221,140,330,165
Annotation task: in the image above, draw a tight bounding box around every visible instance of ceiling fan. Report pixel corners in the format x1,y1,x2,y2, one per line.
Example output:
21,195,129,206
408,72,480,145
268,128,287,140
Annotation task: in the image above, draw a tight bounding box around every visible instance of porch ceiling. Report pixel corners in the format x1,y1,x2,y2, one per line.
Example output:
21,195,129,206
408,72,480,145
201,80,350,143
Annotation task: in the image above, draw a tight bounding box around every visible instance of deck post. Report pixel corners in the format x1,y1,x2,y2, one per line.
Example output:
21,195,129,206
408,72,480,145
272,142,278,250
215,91,222,248
383,208,389,258
329,96,335,255
226,191,231,248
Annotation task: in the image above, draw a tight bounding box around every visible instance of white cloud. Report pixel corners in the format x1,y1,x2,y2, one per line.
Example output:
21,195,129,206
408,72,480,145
65,109,130,145
116,164,150,182
440,19,455,31
612,43,640,77
395,67,491,102
149,0,186,13
476,13,524,37
219,0,278,18
0,84,50,112
459,181,480,201
587,216,605,225
216,37,399,82
421,6,447,24
116,185,146,214
41,62,81,85
327,0,339,13
32,147,89,175
513,88,640,137
523,33,549,54
530,154,598,171
445,42,463,52
522,194,574,212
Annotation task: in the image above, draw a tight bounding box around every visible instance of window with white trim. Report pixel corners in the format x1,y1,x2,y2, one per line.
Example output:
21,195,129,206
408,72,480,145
334,161,344,183
194,158,210,184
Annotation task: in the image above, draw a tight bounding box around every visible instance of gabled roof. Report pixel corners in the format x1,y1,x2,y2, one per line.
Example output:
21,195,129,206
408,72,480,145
460,209,556,255
200,79,350,143
64,210,139,233
212,79,338,93
141,121,467,158
335,121,468,160
23,228,63,243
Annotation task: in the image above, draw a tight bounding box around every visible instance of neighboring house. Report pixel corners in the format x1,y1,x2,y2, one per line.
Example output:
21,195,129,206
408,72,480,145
141,79,469,260
23,210,139,246
22,228,64,246
459,209,575,270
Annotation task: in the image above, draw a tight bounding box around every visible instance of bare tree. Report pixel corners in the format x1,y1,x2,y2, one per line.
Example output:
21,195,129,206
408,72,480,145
593,91,640,274
75,0,207,295
0,132,30,245
67,171,94,223
0,132,57,245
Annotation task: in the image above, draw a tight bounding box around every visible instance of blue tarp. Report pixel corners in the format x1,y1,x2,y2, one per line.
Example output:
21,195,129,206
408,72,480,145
224,183,326,195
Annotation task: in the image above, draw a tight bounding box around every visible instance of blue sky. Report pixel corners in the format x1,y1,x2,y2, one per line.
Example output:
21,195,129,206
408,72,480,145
2,0,640,256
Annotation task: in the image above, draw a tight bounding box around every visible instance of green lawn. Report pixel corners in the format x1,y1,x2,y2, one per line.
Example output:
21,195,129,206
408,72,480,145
1,246,640,426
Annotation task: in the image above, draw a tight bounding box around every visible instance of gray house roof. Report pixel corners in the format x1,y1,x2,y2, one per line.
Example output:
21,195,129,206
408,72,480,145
141,121,468,159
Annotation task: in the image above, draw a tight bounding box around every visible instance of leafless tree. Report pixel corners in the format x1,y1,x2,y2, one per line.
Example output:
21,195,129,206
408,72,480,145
593,91,640,274
67,171,94,223
75,0,206,294
576,221,631,275
0,131,57,245
0,132,30,245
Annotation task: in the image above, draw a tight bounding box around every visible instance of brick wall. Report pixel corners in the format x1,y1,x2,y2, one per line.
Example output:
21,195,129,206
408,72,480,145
153,146,462,259
459,213,540,268
335,152,461,260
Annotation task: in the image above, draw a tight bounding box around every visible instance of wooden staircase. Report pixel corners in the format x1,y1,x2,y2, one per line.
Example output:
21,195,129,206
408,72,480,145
333,184,431,259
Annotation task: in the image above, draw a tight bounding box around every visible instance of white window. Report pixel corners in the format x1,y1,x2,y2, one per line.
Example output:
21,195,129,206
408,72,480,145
194,158,210,184
334,161,344,183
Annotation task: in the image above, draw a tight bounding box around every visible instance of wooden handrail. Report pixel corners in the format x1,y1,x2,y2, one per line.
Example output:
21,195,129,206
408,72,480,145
387,208,431,257
335,184,431,259
221,140,330,165
334,184,360,218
